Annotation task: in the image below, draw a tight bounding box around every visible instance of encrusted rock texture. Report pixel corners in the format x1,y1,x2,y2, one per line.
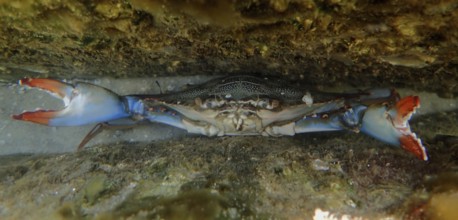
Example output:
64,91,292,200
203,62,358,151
0,0,457,95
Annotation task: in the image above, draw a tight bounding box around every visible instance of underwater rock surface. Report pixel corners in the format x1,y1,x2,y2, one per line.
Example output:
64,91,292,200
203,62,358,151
0,0,457,95
0,131,457,219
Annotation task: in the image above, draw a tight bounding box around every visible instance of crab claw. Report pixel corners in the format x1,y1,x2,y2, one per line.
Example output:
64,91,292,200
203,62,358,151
13,78,130,126
361,96,428,161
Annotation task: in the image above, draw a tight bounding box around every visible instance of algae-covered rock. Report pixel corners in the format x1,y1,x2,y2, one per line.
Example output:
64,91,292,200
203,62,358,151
1,118,457,219
0,0,457,95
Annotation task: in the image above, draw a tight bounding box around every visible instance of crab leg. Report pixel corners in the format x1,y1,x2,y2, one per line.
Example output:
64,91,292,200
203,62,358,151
12,78,191,149
292,95,427,160
12,78,131,126
13,78,187,128
293,105,366,133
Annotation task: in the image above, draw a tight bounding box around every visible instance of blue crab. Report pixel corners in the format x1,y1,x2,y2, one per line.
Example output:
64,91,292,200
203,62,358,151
12,75,428,160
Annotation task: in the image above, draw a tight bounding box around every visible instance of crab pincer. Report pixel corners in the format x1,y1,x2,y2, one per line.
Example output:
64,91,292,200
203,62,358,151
12,78,131,126
361,96,428,161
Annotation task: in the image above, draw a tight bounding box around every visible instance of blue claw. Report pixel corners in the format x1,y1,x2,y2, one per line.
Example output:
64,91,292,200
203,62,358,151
361,96,427,160
294,95,428,161
13,78,130,126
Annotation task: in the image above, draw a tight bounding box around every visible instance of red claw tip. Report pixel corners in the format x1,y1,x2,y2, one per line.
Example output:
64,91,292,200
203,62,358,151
18,78,70,98
400,135,428,161
396,96,420,118
18,78,32,85
12,114,23,120
11,110,57,125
